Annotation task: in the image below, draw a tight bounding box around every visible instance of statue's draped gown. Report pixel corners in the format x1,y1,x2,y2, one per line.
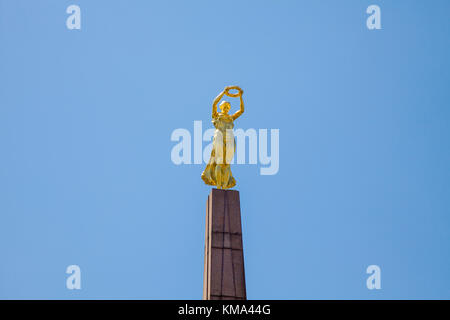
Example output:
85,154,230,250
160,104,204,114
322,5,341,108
201,113,236,189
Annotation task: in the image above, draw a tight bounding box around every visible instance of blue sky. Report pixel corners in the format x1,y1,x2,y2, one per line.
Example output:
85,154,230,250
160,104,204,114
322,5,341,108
0,0,449,299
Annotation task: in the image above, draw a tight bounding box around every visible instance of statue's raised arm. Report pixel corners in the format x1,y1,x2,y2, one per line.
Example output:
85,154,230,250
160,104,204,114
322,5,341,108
212,88,228,119
231,87,244,120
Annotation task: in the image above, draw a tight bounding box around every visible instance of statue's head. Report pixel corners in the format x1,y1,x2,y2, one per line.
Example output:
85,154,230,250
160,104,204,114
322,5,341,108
219,101,231,114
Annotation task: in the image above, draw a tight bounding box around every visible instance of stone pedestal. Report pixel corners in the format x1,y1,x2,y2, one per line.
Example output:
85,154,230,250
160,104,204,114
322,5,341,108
203,189,246,300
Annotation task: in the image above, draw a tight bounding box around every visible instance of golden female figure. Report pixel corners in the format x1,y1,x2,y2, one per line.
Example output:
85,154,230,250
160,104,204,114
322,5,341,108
201,86,244,189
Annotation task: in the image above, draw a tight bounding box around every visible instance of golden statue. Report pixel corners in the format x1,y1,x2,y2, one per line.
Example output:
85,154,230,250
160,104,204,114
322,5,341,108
201,86,244,189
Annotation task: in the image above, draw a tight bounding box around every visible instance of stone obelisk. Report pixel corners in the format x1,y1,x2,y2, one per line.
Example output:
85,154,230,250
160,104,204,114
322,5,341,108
202,188,246,300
